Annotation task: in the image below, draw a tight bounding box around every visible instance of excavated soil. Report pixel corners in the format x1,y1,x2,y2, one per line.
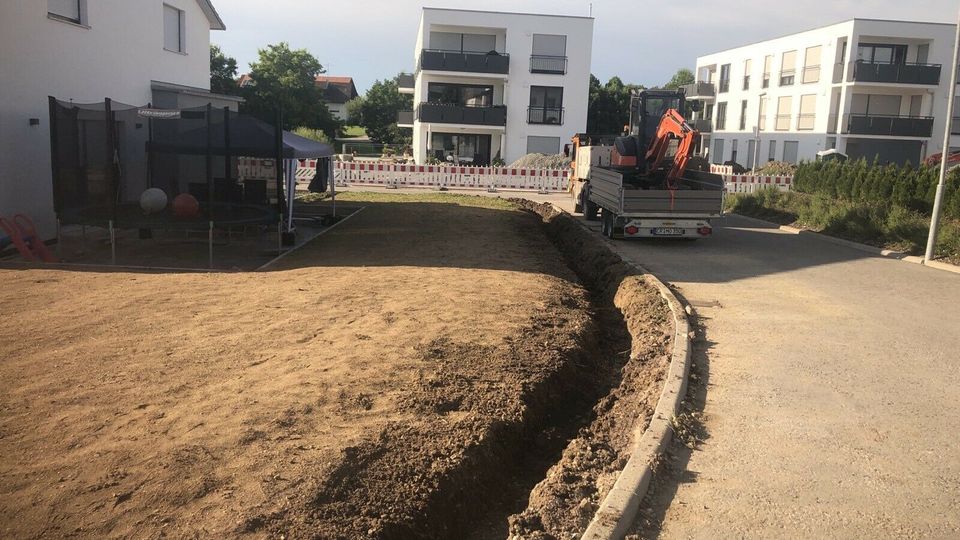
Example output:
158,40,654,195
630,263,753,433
0,194,673,539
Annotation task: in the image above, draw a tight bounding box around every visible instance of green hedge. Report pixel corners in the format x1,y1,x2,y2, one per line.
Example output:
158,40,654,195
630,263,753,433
792,159,960,219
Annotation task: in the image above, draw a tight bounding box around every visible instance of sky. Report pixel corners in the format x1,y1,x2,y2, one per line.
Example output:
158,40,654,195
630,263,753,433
211,0,959,93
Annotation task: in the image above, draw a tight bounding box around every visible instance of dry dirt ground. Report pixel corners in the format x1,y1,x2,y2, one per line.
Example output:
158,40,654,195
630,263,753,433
0,193,673,539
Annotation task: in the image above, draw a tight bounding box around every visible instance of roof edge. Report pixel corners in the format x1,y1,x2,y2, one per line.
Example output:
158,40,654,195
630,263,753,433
196,0,226,30
422,6,593,20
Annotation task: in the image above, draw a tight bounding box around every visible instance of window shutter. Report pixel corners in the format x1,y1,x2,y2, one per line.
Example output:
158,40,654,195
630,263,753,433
532,34,566,56
163,5,181,51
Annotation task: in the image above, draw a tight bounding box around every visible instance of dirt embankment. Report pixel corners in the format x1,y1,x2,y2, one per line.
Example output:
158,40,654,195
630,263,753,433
507,201,673,539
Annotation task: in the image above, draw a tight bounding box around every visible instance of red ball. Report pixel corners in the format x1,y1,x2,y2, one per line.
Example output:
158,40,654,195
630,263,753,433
172,193,200,218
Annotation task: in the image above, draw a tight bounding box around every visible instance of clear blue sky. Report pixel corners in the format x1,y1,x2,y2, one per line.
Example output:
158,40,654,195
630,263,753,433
211,0,957,94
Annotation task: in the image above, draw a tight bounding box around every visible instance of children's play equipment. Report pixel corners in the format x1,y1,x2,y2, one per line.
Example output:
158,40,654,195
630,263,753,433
0,214,58,263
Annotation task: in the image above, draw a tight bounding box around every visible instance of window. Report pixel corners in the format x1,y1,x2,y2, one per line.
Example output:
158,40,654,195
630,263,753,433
775,96,792,131
531,34,567,74
527,136,561,155
780,50,797,86
716,102,728,130
704,103,714,126
163,4,184,53
739,100,748,130
857,43,907,64
768,140,777,162
783,141,799,164
48,0,84,24
758,96,767,131
743,59,752,90
430,31,497,53
798,95,816,130
427,83,494,106
747,139,757,168
719,64,731,93
731,140,739,164
712,139,725,164
803,46,821,83
762,55,773,88
431,133,492,164
826,137,837,150
529,86,564,124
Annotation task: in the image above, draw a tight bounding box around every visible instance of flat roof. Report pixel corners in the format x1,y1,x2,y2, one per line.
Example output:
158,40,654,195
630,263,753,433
697,17,955,59
423,7,593,20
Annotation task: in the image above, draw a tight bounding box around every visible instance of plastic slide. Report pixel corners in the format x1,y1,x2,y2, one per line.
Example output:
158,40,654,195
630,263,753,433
0,215,57,263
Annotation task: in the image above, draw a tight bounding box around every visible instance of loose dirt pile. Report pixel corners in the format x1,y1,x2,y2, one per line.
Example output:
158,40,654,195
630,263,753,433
509,153,572,170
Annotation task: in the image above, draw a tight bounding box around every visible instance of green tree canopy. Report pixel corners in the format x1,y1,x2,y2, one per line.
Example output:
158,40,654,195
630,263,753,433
664,68,695,89
353,75,412,144
209,44,238,95
587,75,644,135
240,42,340,138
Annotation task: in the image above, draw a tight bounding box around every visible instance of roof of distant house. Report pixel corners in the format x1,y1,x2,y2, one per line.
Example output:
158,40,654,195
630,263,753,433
315,76,359,104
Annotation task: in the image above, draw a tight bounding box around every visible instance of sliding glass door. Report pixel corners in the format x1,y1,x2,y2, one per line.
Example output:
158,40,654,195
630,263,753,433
430,133,492,165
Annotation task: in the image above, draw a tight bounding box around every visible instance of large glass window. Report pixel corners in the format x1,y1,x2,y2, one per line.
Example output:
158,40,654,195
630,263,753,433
716,102,728,130
430,133,492,164
775,96,792,131
427,83,494,106
798,95,816,130
783,141,799,163
803,46,822,83
529,86,563,124
532,34,566,56
857,43,907,64
719,64,731,93
429,31,497,53
780,50,797,86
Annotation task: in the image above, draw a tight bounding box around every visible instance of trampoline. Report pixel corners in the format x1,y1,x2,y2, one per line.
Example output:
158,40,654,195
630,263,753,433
48,97,333,267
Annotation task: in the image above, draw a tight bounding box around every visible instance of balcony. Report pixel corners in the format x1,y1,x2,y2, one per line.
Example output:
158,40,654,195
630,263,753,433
844,114,934,137
398,73,415,94
691,118,712,133
396,110,414,127
530,55,567,74
681,82,715,99
416,102,507,126
417,49,510,75
848,61,941,85
528,106,564,125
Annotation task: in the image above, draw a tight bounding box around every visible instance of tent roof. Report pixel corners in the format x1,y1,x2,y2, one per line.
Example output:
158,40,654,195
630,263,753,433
147,113,334,159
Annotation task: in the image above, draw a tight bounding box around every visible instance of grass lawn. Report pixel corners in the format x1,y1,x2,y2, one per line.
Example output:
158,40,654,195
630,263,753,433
341,125,366,138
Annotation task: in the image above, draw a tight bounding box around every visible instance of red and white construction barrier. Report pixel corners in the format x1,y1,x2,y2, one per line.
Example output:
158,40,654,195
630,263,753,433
723,175,793,193
328,162,569,192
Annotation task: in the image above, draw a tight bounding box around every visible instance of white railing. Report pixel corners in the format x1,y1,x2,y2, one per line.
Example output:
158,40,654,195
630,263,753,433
724,174,793,193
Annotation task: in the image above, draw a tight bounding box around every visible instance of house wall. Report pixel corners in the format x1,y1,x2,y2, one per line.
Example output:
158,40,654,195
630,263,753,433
692,18,957,166
0,0,216,238
328,102,348,121
410,8,593,164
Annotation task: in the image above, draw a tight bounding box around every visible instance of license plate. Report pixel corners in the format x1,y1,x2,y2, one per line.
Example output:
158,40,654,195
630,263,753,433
653,227,683,236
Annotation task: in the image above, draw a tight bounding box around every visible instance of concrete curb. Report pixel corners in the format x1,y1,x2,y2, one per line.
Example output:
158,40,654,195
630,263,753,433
731,213,960,275
547,207,692,540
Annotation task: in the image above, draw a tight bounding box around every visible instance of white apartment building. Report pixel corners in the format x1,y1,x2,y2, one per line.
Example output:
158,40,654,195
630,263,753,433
0,0,236,238
684,18,959,167
398,8,594,165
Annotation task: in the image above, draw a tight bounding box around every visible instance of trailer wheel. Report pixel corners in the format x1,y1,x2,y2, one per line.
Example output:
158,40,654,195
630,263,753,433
574,201,583,213
601,210,615,238
584,200,600,221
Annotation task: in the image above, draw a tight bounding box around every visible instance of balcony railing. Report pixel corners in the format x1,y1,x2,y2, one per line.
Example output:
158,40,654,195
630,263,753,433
742,75,750,90
530,55,567,74
417,49,510,74
844,114,934,137
527,106,564,125
775,114,791,131
779,69,796,86
797,113,816,131
718,79,730,93
849,61,941,85
691,118,712,133
681,81,715,98
416,102,507,126
397,73,415,92
396,110,414,126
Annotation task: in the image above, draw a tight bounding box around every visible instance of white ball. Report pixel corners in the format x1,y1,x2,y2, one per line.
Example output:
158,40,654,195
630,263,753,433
139,188,168,214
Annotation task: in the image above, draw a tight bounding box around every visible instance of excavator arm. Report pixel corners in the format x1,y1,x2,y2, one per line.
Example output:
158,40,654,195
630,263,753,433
643,109,700,183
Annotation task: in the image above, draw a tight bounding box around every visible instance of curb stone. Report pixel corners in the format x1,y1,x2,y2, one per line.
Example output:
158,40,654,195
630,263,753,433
731,213,960,275
545,205,693,540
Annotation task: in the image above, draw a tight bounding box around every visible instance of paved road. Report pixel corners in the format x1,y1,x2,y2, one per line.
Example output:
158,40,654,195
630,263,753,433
578,214,960,538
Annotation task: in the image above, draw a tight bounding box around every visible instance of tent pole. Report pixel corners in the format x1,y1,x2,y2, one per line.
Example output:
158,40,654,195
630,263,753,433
206,103,213,221
48,97,62,220
105,97,118,227
56,218,62,260
109,220,116,265
223,106,232,243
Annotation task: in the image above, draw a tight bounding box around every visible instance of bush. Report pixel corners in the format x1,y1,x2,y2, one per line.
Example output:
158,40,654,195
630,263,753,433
756,161,796,176
292,126,331,144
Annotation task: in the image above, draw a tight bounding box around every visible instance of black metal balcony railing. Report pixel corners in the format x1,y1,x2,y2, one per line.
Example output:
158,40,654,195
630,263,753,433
530,55,567,74
416,102,507,126
850,61,941,85
742,75,750,91
528,106,564,124
418,49,510,74
779,69,796,86
397,73,415,91
396,110,414,125
718,79,730,93
681,81,715,98
844,114,934,137
797,113,816,130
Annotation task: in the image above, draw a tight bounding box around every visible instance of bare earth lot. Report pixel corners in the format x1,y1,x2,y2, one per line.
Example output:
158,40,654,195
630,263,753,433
1,195,600,538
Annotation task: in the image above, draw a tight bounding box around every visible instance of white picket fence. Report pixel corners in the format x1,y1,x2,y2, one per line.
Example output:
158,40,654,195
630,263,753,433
321,161,569,192
723,175,793,193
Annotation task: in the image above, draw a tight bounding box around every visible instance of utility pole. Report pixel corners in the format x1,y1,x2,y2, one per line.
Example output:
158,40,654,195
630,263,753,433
925,9,960,263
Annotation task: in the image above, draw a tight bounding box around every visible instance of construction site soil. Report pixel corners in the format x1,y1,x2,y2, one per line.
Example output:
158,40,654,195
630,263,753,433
0,193,671,539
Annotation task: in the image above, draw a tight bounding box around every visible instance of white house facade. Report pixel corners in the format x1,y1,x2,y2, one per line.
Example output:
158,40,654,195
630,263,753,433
398,8,594,165
0,0,236,238
684,18,959,167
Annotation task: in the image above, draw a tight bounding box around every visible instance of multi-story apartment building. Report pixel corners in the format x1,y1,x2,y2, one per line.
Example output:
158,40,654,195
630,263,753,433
0,0,235,238
397,8,593,165
684,18,958,167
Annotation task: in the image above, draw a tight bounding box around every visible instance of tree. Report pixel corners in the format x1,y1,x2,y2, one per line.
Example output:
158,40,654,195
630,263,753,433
240,42,340,138
209,44,238,95
345,96,365,125
354,75,412,144
586,75,644,135
664,68,695,89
